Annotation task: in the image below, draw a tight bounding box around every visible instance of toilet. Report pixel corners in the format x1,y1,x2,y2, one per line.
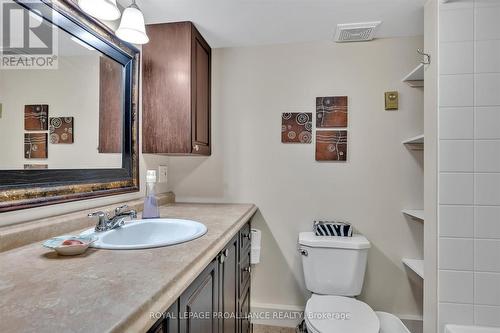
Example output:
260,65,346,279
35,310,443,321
298,232,379,333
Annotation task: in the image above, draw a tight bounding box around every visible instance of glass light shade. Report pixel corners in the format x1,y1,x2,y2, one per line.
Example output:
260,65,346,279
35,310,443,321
116,5,149,45
78,0,121,21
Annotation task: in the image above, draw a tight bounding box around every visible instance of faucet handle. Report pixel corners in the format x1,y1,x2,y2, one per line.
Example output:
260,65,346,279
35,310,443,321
88,211,108,219
114,205,128,215
88,211,110,232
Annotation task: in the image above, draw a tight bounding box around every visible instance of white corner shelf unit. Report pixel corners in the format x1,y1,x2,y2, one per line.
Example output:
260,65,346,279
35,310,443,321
402,134,424,150
402,63,424,87
402,209,424,221
402,258,424,279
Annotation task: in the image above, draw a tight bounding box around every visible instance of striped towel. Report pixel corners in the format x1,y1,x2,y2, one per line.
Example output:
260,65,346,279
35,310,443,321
313,221,353,237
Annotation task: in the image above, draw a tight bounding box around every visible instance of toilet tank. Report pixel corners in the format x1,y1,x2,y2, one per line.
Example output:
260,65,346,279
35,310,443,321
298,232,370,296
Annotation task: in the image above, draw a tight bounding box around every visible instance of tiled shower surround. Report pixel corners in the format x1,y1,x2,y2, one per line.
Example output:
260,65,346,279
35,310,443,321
439,0,500,329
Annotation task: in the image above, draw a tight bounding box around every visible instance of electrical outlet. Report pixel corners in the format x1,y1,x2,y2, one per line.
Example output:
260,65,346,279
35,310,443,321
158,165,168,183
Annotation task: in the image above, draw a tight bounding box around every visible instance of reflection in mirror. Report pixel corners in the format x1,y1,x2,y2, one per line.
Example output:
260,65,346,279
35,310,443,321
0,1,124,170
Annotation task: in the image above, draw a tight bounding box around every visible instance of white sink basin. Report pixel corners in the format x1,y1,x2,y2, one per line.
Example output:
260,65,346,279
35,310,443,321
81,219,207,250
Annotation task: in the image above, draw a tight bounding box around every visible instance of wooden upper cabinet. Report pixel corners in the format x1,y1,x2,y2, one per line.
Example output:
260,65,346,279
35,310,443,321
142,22,211,155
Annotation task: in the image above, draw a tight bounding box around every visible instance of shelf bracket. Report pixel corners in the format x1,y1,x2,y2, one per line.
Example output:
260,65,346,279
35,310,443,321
417,49,431,65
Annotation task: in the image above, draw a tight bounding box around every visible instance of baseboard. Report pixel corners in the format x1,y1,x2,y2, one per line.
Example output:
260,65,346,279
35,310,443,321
250,302,305,328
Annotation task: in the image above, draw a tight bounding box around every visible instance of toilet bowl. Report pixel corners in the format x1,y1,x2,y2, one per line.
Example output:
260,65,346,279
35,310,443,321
304,294,380,333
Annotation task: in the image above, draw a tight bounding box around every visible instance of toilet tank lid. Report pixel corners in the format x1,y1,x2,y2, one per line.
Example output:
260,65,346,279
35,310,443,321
299,232,371,249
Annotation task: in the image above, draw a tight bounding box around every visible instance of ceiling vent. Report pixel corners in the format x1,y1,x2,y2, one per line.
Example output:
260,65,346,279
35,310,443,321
334,21,382,43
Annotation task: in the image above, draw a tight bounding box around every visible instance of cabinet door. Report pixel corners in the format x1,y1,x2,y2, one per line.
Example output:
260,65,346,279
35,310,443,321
191,30,211,155
146,300,179,333
165,300,179,333
179,260,219,333
239,285,251,333
220,236,238,333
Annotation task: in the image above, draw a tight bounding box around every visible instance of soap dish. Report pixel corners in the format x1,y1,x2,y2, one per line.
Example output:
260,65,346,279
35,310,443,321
43,235,96,256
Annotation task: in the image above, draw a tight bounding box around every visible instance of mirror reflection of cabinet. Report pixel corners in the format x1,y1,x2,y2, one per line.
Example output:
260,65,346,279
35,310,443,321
99,56,123,154
142,22,211,156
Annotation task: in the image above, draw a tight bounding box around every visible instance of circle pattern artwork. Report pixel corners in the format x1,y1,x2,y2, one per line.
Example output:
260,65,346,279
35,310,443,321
49,117,74,144
281,112,312,144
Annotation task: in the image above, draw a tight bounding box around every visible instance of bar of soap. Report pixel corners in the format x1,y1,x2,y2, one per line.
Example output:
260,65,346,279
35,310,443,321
61,239,84,246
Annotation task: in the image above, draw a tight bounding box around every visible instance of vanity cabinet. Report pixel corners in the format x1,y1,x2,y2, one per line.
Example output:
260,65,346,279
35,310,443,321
219,236,239,333
142,21,211,156
147,222,251,333
180,260,219,333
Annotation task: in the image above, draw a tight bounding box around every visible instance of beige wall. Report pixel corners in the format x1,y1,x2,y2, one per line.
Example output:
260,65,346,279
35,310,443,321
167,37,425,318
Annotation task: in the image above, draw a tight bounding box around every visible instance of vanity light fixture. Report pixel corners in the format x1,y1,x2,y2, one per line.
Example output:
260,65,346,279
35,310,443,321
115,0,149,45
78,0,121,21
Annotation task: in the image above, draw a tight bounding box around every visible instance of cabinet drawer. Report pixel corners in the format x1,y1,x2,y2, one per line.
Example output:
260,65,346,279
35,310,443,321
239,223,251,255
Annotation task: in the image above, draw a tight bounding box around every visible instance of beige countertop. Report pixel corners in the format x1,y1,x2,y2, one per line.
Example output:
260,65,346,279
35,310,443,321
0,203,257,333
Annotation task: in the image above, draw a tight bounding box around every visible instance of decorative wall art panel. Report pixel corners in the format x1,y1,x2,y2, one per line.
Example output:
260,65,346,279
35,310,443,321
281,112,312,143
24,164,48,169
316,96,348,128
49,117,74,144
316,130,348,161
24,105,48,130
24,133,47,159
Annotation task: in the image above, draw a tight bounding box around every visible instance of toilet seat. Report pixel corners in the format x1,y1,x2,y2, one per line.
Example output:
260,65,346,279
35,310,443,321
304,294,380,333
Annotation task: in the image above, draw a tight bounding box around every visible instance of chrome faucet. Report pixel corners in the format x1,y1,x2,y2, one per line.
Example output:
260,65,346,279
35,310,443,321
88,205,137,232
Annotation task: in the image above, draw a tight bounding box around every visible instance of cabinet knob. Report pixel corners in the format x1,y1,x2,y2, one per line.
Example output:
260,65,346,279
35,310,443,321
243,266,251,273
223,249,229,257
243,233,251,240
194,144,200,152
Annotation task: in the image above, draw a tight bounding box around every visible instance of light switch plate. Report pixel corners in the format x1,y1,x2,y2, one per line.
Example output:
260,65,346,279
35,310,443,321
158,165,168,183
384,91,399,110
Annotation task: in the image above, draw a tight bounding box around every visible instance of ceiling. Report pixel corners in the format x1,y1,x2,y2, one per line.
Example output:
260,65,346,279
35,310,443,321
136,0,426,48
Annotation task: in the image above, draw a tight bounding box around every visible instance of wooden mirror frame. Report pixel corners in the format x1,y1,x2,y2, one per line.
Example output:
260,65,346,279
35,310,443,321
0,0,140,212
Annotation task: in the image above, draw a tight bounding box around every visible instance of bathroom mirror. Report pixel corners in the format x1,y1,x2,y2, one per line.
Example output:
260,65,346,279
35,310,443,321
0,0,140,212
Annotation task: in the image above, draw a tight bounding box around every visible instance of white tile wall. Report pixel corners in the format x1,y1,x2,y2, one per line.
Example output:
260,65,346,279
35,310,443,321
440,9,474,42
440,140,474,172
475,6,500,40
440,74,474,107
474,272,500,305
440,107,474,139
474,241,500,272
440,0,500,328
475,141,500,172
475,107,500,139
475,207,500,238
475,40,500,73
475,174,500,205
475,305,500,326
439,174,474,205
476,74,500,106
440,270,474,303
440,206,474,237
441,42,474,74
439,238,474,270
